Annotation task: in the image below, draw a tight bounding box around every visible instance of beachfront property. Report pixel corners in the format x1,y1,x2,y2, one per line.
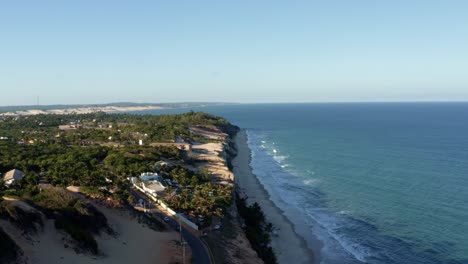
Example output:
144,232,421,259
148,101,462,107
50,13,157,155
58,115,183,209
133,172,167,196
129,173,200,231
139,172,159,181
2,169,24,186
142,181,165,196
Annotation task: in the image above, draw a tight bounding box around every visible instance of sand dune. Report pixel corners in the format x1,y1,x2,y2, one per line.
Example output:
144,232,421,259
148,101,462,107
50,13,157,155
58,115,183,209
1,106,164,116
1,201,182,264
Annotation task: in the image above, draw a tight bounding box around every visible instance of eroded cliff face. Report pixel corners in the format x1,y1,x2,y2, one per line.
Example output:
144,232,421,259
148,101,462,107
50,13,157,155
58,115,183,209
195,127,263,264
207,138,264,264
205,204,264,264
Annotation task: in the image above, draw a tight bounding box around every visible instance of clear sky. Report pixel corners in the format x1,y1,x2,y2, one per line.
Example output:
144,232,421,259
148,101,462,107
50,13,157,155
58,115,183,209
1,0,468,105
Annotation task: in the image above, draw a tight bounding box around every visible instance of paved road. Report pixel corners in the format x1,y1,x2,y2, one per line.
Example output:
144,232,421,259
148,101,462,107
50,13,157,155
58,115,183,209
166,218,211,264
130,188,212,264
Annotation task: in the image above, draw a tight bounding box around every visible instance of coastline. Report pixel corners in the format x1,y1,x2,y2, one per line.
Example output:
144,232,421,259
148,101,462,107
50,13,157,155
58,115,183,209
0,105,165,116
232,129,319,264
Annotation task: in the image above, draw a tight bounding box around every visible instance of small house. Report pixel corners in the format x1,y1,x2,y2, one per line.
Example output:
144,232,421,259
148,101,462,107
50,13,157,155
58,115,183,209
139,172,159,182
3,169,24,186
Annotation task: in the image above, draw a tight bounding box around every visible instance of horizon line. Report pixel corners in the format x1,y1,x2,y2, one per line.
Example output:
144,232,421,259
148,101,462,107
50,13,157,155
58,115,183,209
2,100,468,108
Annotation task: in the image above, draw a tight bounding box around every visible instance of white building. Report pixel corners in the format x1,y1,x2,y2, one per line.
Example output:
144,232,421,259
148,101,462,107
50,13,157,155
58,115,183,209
139,172,159,182
130,174,165,197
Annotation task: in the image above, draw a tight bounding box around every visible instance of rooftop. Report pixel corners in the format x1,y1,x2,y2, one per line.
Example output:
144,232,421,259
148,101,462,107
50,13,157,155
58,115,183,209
3,169,24,183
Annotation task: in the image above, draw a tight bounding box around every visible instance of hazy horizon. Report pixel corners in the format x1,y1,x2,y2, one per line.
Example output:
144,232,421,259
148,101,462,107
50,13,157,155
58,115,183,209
3,100,468,109
1,1,468,105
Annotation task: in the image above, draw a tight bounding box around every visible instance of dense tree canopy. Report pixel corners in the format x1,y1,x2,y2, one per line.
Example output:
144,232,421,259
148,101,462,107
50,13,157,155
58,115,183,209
0,112,238,208
0,111,236,186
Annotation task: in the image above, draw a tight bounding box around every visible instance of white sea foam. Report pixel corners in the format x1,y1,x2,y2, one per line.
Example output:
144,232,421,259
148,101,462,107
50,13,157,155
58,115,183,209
246,129,372,264
303,179,319,186
305,208,372,263
273,154,288,163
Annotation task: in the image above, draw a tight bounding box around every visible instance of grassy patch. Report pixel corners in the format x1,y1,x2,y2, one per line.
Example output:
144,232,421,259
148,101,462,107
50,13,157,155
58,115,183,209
0,201,43,233
55,216,98,255
131,209,167,232
29,187,110,254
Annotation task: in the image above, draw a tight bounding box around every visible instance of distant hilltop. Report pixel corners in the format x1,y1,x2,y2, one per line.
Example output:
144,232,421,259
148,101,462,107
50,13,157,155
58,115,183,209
0,102,237,116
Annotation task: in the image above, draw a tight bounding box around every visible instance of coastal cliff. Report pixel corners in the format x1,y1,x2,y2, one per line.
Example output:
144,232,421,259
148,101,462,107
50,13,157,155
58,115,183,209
0,111,278,264
0,111,236,263
200,128,266,264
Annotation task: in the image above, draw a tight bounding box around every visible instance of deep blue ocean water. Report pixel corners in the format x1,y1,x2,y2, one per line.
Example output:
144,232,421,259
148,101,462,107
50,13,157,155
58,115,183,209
139,103,468,264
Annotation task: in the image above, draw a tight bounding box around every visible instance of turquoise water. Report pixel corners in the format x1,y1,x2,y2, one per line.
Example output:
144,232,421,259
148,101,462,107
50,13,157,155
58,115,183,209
140,103,468,264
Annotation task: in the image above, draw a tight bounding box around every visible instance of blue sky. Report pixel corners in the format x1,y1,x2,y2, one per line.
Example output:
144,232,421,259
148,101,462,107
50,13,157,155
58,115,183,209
1,1,467,105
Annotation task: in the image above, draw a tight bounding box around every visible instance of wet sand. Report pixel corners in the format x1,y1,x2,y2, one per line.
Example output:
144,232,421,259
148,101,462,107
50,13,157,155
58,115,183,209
232,130,319,264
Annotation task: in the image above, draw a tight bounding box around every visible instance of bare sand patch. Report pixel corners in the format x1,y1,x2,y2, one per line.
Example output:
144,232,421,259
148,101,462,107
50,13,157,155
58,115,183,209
1,201,181,264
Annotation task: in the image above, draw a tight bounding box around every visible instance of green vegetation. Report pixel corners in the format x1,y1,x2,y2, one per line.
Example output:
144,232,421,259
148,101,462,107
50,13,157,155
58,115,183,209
169,181,232,223
154,163,233,225
0,102,232,114
30,187,110,254
0,187,110,255
0,111,241,256
0,201,43,233
132,209,166,232
236,193,277,264
0,112,236,203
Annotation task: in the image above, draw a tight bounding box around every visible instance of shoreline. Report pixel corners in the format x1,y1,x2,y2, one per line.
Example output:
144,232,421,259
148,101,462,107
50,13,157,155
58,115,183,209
232,129,319,264
0,105,165,116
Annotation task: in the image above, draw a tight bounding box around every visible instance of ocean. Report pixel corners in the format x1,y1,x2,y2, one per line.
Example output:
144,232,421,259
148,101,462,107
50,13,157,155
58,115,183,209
138,103,468,264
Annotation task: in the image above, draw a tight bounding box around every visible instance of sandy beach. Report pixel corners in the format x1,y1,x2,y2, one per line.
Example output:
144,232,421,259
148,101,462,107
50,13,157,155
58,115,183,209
232,130,318,264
